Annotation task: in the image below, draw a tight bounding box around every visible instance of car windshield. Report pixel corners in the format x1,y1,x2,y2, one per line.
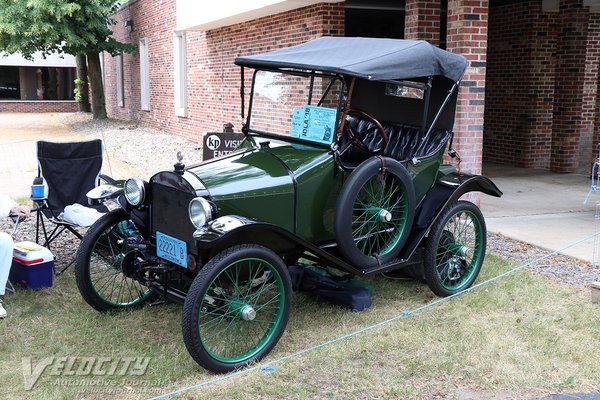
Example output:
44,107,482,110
248,70,343,146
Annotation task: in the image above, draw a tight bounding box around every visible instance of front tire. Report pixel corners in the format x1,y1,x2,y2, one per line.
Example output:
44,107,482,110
424,201,486,297
75,209,153,312
182,245,292,373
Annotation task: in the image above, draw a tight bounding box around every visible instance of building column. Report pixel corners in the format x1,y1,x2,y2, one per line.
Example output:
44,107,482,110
446,0,489,176
18,67,27,100
404,0,441,45
589,13,600,166
551,0,594,172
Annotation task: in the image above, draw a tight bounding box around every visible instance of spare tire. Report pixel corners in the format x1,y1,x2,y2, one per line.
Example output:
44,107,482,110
334,157,415,269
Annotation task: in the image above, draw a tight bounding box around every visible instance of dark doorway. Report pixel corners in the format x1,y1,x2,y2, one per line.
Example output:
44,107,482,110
345,0,405,39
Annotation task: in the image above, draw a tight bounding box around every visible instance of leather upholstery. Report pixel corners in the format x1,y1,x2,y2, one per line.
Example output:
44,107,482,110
343,116,452,163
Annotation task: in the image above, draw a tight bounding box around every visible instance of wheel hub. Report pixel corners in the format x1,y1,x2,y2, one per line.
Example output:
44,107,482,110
379,209,392,222
229,299,257,321
120,251,140,278
241,305,256,321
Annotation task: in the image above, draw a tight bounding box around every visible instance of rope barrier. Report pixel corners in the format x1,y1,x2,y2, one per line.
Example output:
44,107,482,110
148,231,599,400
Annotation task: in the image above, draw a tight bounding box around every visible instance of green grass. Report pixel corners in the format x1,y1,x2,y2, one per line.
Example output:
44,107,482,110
1,254,599,399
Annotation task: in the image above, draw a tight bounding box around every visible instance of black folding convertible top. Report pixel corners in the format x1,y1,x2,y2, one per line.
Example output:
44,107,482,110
235,36,468,83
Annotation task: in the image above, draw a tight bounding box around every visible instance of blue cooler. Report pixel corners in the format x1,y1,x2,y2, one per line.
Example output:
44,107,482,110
10,241,54,290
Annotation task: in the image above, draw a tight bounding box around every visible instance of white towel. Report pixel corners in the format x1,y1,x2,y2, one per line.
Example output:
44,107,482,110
60,204,103,227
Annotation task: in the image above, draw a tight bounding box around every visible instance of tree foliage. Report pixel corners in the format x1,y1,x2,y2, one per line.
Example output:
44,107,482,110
0,0,133,58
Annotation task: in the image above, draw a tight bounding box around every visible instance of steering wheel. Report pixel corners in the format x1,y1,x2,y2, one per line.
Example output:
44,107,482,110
343,108,388,155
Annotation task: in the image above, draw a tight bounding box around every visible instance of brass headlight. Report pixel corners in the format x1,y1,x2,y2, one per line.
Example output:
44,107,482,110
124,177,146,206
189,197,212,228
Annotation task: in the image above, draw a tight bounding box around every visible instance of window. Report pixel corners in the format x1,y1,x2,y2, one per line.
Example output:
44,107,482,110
173,31,187,117
0,67,20,99
139,38,150,111
116,53,124,107
0,66,76,100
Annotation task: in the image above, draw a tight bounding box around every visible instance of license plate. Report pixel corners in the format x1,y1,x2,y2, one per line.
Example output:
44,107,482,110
156,231,188,268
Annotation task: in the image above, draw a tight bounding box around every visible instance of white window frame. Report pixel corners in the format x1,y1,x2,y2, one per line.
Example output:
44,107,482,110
139,38,150,111
173,31,187,117
116,53,124,107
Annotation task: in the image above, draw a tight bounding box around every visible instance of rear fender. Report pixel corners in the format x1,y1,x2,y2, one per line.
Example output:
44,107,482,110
399,173,502,259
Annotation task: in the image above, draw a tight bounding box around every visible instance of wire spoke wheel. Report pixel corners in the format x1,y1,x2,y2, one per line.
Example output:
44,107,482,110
352,172,409,257
76,210,153,311
182,245,292,373
424,201,486,297
335,157,415,268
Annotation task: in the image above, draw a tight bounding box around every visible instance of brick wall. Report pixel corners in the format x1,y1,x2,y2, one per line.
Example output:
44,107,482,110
583,14,600,167
551,0,592,173
484,2,558,168
594,27,600,163
446,0,488,176
405,0,442,46
486,0,600,172
0,101,78,113
103,0,345,143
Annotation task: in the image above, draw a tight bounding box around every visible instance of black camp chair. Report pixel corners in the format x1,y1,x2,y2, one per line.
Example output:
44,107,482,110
34,139,114,275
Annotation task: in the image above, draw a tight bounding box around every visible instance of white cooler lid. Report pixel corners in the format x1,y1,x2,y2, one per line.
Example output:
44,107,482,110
13,241,54,263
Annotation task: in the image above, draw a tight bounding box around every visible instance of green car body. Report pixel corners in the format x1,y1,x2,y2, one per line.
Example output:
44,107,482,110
76,37,503,374
187,133,449,245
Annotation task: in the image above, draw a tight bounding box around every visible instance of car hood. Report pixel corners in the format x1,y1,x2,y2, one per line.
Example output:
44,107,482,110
185,139,331,233
187,147,293,200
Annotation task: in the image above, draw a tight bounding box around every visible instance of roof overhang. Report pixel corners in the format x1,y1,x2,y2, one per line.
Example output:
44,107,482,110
176,0,342,31
0,52,76,68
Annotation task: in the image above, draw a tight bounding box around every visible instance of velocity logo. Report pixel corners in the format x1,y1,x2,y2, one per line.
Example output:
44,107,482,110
22,356,150,390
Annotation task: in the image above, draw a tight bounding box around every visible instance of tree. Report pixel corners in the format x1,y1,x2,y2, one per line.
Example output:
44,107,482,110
0,0,134,119
75,54,90,112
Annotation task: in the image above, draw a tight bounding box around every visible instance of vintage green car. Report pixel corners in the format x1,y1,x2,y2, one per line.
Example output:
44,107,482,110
75,37,502,373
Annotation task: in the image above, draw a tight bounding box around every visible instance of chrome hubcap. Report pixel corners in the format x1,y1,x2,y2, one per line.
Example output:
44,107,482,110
241,305,256,321
379,209,392,222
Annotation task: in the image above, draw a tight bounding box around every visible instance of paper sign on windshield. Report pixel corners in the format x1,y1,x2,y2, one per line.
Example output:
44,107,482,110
290,105,336,145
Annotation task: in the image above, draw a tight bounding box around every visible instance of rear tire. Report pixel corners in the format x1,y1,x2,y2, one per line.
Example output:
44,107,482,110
182,245,292,373
424,201,486,297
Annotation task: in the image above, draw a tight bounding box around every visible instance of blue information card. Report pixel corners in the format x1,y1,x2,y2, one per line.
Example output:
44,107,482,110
290,105,336,145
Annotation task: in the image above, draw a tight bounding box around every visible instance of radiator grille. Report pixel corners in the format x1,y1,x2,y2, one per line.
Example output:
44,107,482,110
151,183,197,253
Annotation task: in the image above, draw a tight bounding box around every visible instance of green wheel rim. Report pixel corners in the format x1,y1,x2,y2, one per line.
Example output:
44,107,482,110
198,258,286,363
351,172,410,258
88,221,153,307
434,210,484,291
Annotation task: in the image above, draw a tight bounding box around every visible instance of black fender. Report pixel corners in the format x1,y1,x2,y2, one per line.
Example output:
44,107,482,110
193,216,362,274
399,173,502,260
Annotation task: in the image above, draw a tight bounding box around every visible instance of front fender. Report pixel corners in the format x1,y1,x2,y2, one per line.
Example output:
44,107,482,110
193,216,361,274
399,173,502,259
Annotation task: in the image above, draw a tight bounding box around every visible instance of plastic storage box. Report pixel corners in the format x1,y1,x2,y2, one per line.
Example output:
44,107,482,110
10,241,53,290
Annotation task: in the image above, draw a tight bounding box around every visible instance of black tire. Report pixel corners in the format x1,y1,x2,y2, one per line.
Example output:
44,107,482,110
75,209,153,312
424,201,487,297
182,245,292,373
335,157,415,268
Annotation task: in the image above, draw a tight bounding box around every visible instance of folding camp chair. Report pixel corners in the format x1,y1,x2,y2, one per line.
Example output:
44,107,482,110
34,139,114,275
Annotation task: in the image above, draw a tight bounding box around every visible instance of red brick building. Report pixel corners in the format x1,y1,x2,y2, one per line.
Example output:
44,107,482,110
102,0,600,174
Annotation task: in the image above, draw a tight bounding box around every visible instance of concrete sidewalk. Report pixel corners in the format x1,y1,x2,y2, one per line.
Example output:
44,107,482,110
480,163,596,263
0,113,138,198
